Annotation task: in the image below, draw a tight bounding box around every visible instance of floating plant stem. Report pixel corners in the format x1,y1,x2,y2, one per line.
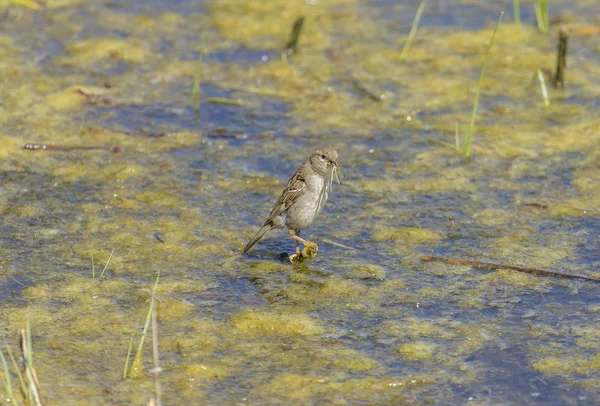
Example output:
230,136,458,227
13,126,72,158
205,97,245,106
463,11,503,159
537,69,550,106
553,28,567,88
400,0,428,58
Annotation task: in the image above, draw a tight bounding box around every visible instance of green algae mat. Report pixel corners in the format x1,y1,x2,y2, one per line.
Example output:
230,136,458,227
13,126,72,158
1,0,600,404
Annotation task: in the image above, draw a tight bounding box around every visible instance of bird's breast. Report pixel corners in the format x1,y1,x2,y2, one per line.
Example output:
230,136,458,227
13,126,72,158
285,174,328,230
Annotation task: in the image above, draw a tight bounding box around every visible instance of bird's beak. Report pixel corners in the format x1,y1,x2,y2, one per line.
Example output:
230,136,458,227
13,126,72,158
332,162,341,184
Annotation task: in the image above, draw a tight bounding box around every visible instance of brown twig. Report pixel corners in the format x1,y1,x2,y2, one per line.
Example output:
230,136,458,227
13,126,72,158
81,127,165,139
284,17,305,57
76,88,124,107
523,203,549,209
421,255,600,283
24,143,123,153
553,28,567,88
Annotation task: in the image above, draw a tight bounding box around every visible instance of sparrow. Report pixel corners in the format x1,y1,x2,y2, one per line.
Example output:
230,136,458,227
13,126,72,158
243,147,339,262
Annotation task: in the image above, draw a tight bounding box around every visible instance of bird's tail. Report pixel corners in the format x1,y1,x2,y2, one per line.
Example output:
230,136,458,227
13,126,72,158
243,224,272,253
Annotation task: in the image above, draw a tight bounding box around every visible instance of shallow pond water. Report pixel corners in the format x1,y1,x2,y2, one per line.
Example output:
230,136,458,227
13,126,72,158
1,0,600,404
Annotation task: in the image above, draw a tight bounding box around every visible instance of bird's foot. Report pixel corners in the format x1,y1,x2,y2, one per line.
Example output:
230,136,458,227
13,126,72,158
302,241,318,257
289,242,318,263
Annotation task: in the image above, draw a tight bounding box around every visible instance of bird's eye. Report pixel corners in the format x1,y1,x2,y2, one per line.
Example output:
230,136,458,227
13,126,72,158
321,154,326,159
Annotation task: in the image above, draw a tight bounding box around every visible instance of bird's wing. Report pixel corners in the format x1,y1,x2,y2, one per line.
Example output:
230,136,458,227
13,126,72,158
263,164,306,225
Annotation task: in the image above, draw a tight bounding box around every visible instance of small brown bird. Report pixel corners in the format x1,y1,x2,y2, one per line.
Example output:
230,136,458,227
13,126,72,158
243,147,339,262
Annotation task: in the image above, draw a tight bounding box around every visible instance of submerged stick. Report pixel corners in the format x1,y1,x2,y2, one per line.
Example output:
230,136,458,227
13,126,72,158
421,255,600,283
327,50,384,102
81,127,165,139
24,143,123,153
348,77,384,102
553,28,567,88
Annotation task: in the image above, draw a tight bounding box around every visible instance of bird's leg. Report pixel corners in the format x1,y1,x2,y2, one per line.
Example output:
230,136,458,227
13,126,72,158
293,229,301,256
288,229,318,263
288,229,302,262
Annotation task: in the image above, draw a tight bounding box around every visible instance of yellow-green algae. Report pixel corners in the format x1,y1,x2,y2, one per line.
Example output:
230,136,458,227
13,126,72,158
255,372,431,403
397,341,438,362
372,225,445,244
345,263,386,280
230,308,324,337
209,0,360,51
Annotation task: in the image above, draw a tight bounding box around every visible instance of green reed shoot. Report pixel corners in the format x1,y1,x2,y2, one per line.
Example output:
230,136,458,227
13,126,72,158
0,350,14,404
400,0,428,58
7,348,27,404
98,248,115,279
23,323,42,406
1,323,43,406
535,0,549,33
122,334,135,380
462,11,503,158
513,0,520,24
124,272,160,379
